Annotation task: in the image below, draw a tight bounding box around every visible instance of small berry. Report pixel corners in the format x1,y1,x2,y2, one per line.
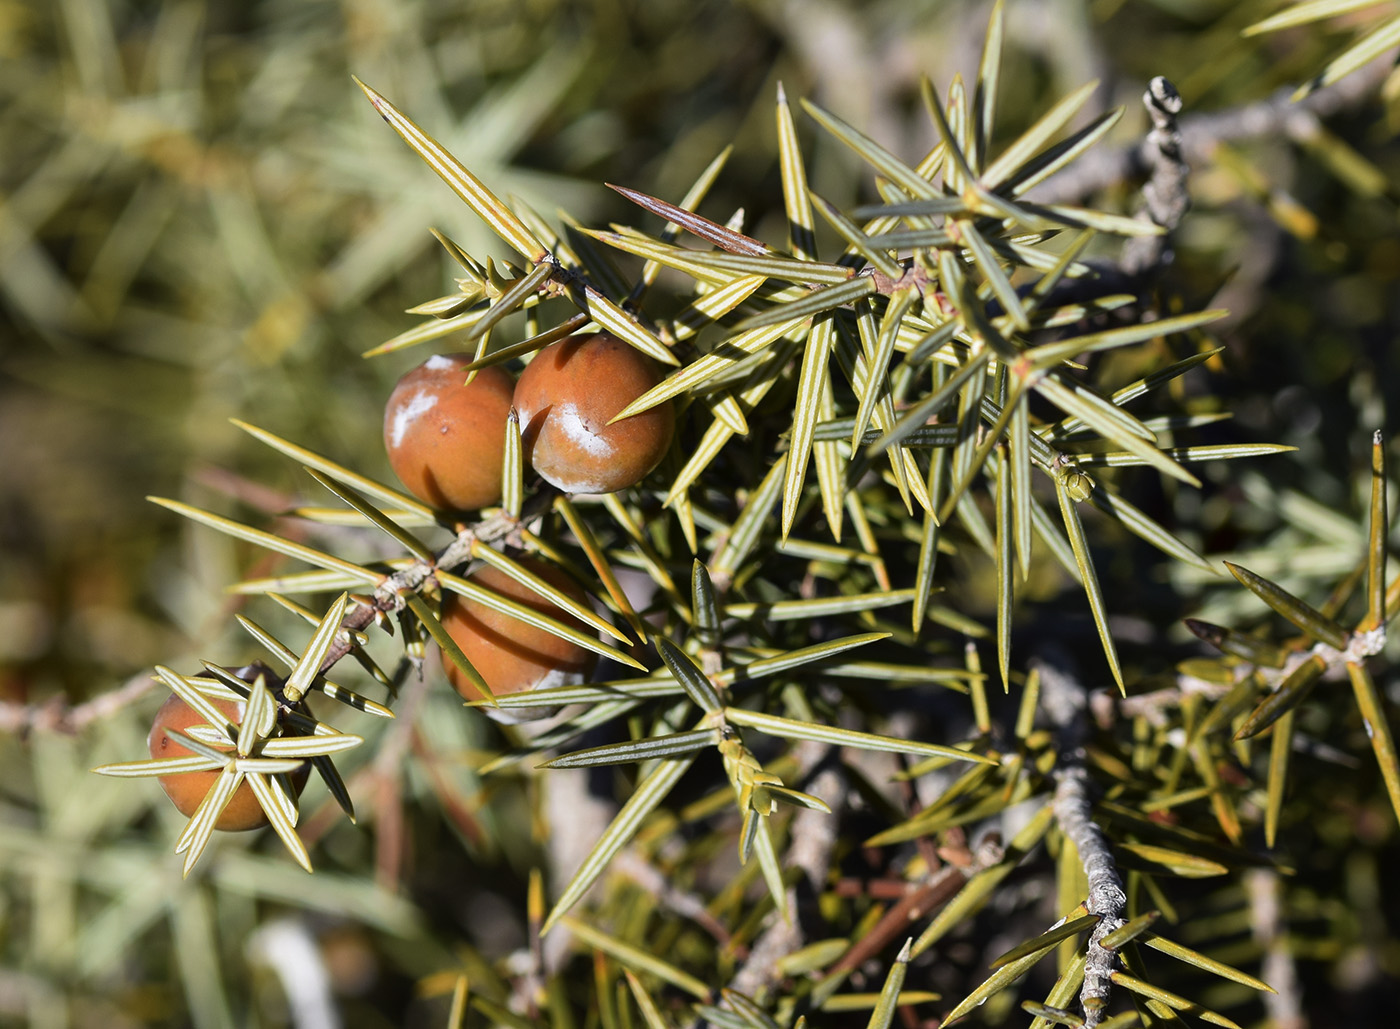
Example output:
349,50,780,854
440,558,597,722
512,332,674,494
384,354,515,511
148,693,306,831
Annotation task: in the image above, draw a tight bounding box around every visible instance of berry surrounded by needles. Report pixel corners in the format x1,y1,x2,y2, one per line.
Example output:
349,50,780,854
512,332,674,494
147,692,308,831
384,353,515,511
440,558,597,722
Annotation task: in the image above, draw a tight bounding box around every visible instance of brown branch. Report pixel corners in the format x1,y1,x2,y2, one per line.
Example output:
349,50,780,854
828,834,1003,977
323,501,541,681
0,671,157,736
2,478,558,743
369,665,434,890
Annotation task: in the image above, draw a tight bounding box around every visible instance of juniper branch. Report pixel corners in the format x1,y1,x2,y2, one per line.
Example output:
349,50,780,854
329,486,559,681
829,834,1003,976
1038,652,1127,1029
1055,765,1126,1027
0,670,156,736
1034,55,1394,205
1121,76,1188,278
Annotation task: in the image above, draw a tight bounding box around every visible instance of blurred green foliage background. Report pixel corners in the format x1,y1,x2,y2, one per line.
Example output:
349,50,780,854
3,0,1400,1025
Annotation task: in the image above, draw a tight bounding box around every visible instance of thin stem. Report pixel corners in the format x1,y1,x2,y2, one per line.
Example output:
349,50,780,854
1038,651,1127,1028
1121,76,1188,277
1035,56,1393,204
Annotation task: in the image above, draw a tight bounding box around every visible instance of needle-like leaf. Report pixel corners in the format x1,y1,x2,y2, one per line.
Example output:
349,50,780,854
782,318,834,539
542,729,717,769
723,707,994,763
355,78,548,261
544,755,696,933
149,498,382,584
802,98,940,199
656,637,723,714
438,569,644,670
1366,429,1388,629
282,593,350,703
1110,971,1242,1029
609,182,769,255
1349,661,1400,828
1225,562,1350,649
402,592,493,706
1057,477,1126,695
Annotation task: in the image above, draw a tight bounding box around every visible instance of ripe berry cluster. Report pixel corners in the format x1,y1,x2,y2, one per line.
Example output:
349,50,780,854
384,331,673,714
147,333,670,826
383,331,674,509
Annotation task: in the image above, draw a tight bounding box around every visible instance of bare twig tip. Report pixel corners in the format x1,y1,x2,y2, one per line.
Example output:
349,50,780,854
1147,76,1183,115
